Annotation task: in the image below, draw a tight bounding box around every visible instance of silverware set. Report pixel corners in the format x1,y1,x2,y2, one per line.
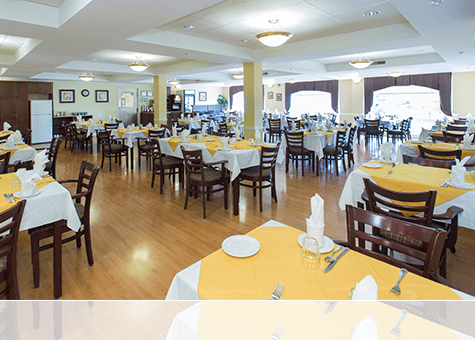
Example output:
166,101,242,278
324,245,343,263
269,281,285,300
3,193,15,203
390,268,408,295
270,322,285,340
385,170,393,177
440,180,449,188
322,247,349,273
390,309,408,337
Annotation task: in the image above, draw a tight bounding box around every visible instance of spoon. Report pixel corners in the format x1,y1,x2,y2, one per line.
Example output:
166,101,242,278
385,170,393,177
324,245,343,263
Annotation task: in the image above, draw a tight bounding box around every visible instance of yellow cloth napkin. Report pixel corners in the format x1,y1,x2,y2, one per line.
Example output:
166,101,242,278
0,174,55,212
360,162,475,207
0,143,30,157
167,136,223,156
0,131,13,138
404,141,475,159
197,226,460,300
226,122,235,131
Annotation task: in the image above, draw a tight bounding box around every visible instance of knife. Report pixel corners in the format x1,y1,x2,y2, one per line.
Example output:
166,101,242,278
322,247,349,273
3,193,12,203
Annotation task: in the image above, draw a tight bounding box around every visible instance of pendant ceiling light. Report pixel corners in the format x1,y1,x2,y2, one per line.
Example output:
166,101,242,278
352,77,363,84
287,77,297,83
128,56,149,72
256,19,292,47
79,72,94,81
349,54,373,69
388,70,404,78
169,78,180,85
232,71,244,80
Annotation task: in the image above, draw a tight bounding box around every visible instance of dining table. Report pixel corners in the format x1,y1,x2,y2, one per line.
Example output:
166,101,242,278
165,301,473,340
339,161,475,231
396,140,475,166
281,128,345,160
0,142,37,165
165,220,472,300
0,172,81,299
158,136,284,215
76,120,105,137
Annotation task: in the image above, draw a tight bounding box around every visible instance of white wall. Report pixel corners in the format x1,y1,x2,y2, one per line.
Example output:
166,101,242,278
171,84,223,108
264,83,285,111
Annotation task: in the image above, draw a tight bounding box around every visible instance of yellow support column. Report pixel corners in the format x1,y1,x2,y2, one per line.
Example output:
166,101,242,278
243,62,263,140
153,75,168,126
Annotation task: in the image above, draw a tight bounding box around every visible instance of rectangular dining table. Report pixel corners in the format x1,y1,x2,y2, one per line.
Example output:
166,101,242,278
339,161,475,231
165,220,472,300
396,140,475,166
0,143,37,165
0,172,81,299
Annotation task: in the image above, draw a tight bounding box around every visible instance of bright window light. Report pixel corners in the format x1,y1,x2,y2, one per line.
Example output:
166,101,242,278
289,91,335,118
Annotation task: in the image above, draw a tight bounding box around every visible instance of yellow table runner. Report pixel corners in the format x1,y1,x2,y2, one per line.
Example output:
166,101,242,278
197,226,460,300
0,144,31,157
428,130,465,137
360,162,475,207
116,128,147,138
404,141,475,159
0,131,13,138
198,301,461,340
0,173,55,212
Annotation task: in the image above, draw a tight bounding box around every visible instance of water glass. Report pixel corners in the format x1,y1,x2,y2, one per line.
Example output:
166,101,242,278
249,138,254,146
301,236,320,270
11,179,21,192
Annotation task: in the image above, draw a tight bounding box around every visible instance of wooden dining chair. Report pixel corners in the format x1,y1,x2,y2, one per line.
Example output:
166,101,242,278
28,161,100,294
345,205,447,281
363,119,382,146
446,124,467,132
452,119,467,125
70,126,92,155
0,151,11,174
44,137,63,179
284,130,315,176
267,118,282,143
322,130,347,175
218,122,228,135
236,143,280,212
442,131,464,143
98,130,129,171
387,119,407,143
0,200,26,300
417,145,462,161
151,140,184,194
104,123,119,131
181,146,229,219
343,126,357,168
362,178,463,278
402,155,454,169
23,128,32,145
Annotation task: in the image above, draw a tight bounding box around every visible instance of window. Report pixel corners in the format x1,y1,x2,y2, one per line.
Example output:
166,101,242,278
288,91,335,118
231,91,244,113
370,85,445,136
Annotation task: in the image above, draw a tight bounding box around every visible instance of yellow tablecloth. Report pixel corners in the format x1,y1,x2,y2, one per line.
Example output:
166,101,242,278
404,141,475,159
0,144,31,157
429,130,466,137
360,162,475,207
167,137,266,156
197,226,460,300
198,301,461,340
0,173,55,212
0,131,13,138
116,128,147,138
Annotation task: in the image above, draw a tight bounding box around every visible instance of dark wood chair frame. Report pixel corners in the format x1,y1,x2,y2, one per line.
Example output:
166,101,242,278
387,119,408,143
442,131,464,143
98,130,129,171
322,130,347,176
267,118,282,143
284,130,315,176
0,151,11,174
417,145,462,161
45,137,63,179
402,155,454,169
104,123,119,131
70,125,92,155
446,124,467,132
363,119,382,146
151,140,184,194
343,126,357,168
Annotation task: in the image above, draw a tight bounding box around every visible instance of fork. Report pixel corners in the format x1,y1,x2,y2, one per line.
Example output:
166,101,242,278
390,309,408,337
385,170,393,177
8,193,15,202
270,322,285,340
390,268,408,295
269,281,285,300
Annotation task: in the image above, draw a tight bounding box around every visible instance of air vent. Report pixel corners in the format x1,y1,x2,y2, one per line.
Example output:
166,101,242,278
262,71,269,76
372,60,386,65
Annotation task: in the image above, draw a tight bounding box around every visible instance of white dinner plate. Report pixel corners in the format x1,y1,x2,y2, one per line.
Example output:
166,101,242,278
206,138,216,141
222,235,260,258
409,140,423,144
446,181,475,190
14,189,40,198
297,234,335,254
362,162,382,168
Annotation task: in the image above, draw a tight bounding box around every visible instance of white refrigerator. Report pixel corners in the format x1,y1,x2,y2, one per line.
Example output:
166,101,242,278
30,100,53,144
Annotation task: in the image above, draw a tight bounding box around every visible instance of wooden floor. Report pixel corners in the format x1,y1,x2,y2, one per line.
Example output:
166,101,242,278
15,138,475,299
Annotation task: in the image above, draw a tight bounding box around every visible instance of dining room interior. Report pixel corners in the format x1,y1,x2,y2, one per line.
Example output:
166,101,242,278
2,2,475,338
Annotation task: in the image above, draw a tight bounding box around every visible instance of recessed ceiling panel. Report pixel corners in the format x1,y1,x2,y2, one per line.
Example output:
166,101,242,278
27,0,66,7
89,49,180,67
306,0,389,15
158,16,222,34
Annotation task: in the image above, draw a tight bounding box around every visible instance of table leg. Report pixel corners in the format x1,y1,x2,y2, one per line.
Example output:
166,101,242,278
233,178,239,215
130,143,134,170
53,220,63,299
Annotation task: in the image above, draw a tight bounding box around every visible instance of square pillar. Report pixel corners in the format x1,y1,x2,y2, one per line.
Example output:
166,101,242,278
243,62,263,139
153,75,167,126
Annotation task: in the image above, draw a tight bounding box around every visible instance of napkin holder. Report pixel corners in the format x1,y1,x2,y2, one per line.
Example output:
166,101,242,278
451,165,466,185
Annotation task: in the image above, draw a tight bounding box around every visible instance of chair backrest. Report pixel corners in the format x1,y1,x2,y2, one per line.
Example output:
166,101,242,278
284,130,304,151
0,200,26,299
286,117,301,129
335,130,346,148
259,143,281,177
0,151,11,174
218,122,227,134
97,130,112,148
150,140,165,166
446,124,467,132
46,138,63,179
104,123,119,131
363,178,436,227
429,133,447,143
417,145,462,161
181,147,205,183
268,118,281,131
442,131,464,143
149,129,166,139
346,126,357,148
23,128,32,145
75,160,101,222
364,119,380,133
402,155,454,169
452,119,467,125
346,205,447,279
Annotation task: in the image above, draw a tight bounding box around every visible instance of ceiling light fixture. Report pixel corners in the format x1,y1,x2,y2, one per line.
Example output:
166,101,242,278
79,72,94,81
349,53,373,69
256,19,292,47
169,78,180,85
352,77,363,84
431,0,443,5
232,71,244,80
363,10,381,16
183,25,194,29
288,77,297,83
128,56,149,72
388,70,404,78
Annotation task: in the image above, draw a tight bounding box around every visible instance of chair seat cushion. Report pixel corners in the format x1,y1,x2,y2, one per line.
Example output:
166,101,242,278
138,144,152,151
76,135,88,141
154,156,183,168
104,144,127,153
240,166,271,179
379,230,423,249
190,168,229,182
323,146,342,154
289,147,313,155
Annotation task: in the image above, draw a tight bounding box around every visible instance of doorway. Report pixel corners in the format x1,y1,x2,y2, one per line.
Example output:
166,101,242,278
118,87,139,126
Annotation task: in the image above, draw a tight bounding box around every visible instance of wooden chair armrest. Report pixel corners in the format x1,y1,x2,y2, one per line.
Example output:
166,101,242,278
333,240,349,247
433,206,463,220
71,190,90,200
429,273,454,288
57,179,78,184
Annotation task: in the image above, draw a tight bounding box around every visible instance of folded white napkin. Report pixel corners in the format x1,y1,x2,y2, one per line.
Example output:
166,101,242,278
3,122,11,132
451,156,470,185
88,118,93,123
145,123,152,130
352,316,377,340
221,136,230,150
16,168,42,196
306,193,324,247
291,121,296,131
33,149,48,175
420,128,429,141
109,115,112,122
233,124,240,138
76,116,82,123
443,115,448,124
6,134,15,149
126,125,133,132
172,124,178,138
255,129,262,145
311,120,317,133
180,129,190,142
118,123,125,129
381,142,393,162
463,133,472,148
351,275,378,300
154,124,158,129
14,130,22,144
468,120,474,134
201,124,207,136
181,113,184,119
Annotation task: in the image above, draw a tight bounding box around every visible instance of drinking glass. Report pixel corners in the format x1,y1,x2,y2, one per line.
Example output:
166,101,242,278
301,236,320,270
249,138,254,146
11,179,21,192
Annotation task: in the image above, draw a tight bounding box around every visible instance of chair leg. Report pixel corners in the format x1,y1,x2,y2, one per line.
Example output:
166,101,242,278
101,152,105,169
184,181,190,210
31,234,40,289
151,170,155,188
160,172,164,194
440,249,447,278
224,181,229,210
202,187,207,219
253,182,256,197
259,182,263,213
76,231,82,248
83,224,94,266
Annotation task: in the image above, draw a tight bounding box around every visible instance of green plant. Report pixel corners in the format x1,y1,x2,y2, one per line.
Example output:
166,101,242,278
217,95,229,111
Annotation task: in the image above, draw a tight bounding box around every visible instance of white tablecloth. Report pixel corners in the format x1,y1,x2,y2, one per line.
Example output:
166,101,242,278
111,130,147,148
158,139,284,182
2,145,37,165
338,168,475,231
281,132,328,159
355,118,397,129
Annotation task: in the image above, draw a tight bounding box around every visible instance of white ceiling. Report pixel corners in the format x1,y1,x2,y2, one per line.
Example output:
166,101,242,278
0,0,474,85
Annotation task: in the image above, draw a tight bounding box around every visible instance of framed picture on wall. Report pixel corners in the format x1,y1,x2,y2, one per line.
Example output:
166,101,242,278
199,92,207,101
147,91,153,97
141,91,147,97
59,90,75,103
96,90,109,103
267,91,273,100
276,93,282,101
